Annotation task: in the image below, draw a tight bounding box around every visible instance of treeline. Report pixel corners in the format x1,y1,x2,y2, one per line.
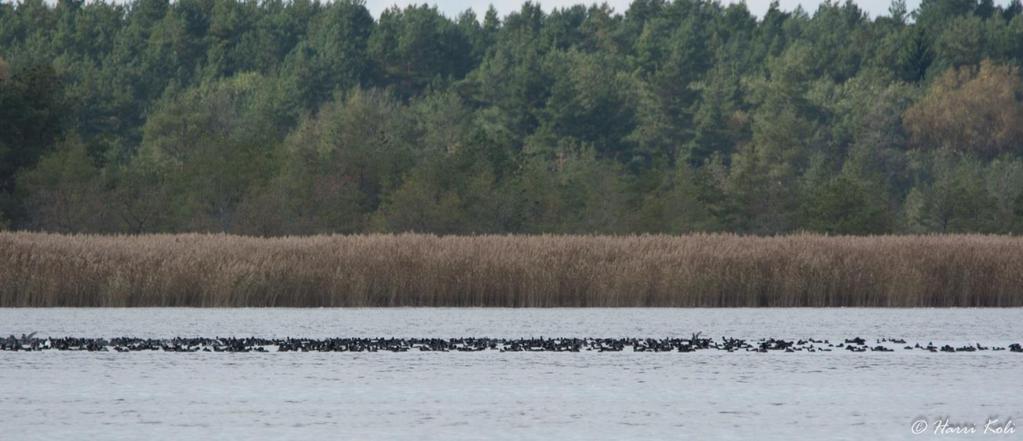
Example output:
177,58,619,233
2,0,1023,235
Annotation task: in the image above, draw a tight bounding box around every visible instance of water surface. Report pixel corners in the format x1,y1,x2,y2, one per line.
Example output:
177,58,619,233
1,308,1020,440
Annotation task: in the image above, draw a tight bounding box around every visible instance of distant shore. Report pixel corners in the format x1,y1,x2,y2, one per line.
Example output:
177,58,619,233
1,232,1022,307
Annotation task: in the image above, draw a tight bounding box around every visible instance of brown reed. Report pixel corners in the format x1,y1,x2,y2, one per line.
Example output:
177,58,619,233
1,232,1021,307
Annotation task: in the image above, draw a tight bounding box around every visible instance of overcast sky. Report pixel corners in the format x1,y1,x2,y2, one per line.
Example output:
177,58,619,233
362,0,927,19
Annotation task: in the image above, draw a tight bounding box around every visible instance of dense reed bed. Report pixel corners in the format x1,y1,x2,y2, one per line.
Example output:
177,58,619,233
1,232,1022,307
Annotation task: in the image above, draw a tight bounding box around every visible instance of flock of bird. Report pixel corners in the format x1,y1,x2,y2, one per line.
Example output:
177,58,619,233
2,332,1021,353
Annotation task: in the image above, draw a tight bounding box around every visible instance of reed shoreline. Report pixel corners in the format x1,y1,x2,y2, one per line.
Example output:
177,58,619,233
2,232,1022,307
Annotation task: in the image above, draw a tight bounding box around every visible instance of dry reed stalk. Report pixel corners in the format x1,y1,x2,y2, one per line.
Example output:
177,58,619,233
1,232,1022,307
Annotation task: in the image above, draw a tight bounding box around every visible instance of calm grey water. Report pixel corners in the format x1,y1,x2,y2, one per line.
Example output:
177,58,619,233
1,308,1021,440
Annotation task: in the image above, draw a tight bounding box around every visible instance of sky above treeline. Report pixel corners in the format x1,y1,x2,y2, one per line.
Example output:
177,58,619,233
363,0,1006,18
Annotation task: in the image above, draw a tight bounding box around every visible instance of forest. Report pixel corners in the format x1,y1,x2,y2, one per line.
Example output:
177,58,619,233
2,0,1023,235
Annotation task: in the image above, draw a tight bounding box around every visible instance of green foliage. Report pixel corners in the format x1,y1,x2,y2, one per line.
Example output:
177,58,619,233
802,174,891,234
16,135,110,233
0,63,67,190
0,61,68,221
369,5,473,98
3,0,1023,235
539,50,637,161
903,152,997,232
139,73,282,231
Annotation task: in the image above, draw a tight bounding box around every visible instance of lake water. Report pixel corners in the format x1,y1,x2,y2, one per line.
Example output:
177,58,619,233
1,308,1021,440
